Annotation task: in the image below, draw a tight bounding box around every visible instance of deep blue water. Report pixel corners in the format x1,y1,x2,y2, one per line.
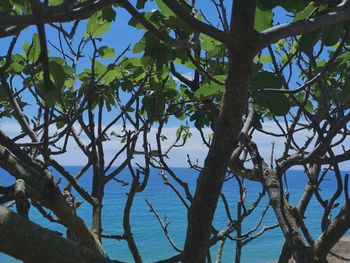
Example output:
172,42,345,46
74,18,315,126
0,167,348,263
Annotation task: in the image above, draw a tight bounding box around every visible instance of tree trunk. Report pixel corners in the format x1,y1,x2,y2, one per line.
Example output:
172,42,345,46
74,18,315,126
182,50,254,262
182,1,257,261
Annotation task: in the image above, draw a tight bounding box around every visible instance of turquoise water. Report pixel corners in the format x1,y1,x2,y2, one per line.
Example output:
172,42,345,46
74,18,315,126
0,168,347,262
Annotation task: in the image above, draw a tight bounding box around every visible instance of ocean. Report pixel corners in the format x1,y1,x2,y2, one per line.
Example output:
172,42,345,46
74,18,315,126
0,167,347,263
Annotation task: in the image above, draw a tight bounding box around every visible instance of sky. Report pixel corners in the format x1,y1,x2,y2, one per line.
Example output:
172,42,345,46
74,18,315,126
0,1,350,170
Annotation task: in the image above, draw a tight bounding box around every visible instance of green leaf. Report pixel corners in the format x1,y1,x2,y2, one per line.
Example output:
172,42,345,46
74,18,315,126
266,94,291,116
298,30,320,57
10,0,31,14
56,120,65,129
258,55,272,63
175,125,191,143
194,79,225,99
176,125,189,137
252,71,283,90
190,111,210,129
49,60,65,89
98,46,115,58
64,65,75,75
65,78,75,89
156,0,174,17
321,23,343,47
336,51,350,67
200,34,222,58
124,57,143,68
101,69,120,84
305,100,313,113
141,32,173,69
142,94,164,120
264,93,291,116
254,7,273,32
101,7,116,22
38,80,62,106
27,34,41,63
293,2,316,22
93,60,107,76
255,93,291,116
128,16,145,30
10,61,24,73
133,38,145,54
22,41,30,55
86,11,111,37
0,0,12,15
48,0,63,6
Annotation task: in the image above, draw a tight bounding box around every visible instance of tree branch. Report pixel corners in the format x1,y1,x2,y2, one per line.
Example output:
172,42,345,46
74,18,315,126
0,137,106,256
259,8,350,48
162,0,230,44
0,206,120,263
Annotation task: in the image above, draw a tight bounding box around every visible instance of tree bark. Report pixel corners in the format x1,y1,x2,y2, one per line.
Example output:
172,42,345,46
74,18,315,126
182,2,257,261
0,206,121,263
315,202,350,259
0,142,106,256
182,51,251,261
14,179,30,218
278,164,320,263
123,177,142,263
262,166,311,263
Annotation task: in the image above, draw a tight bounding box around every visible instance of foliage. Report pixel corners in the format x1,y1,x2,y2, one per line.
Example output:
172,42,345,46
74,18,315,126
0,1,350,263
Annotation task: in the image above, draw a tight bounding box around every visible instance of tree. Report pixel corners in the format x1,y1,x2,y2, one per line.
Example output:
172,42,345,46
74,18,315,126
1,0,350,263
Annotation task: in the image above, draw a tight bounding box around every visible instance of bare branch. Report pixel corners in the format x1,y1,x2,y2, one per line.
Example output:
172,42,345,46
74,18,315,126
145,199,183,253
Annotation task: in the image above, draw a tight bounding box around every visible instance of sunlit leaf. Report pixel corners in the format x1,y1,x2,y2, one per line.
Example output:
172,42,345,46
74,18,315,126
255,7,273,32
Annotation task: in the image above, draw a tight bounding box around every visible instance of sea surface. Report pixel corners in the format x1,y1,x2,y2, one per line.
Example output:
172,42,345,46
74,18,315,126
0,167,348,263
